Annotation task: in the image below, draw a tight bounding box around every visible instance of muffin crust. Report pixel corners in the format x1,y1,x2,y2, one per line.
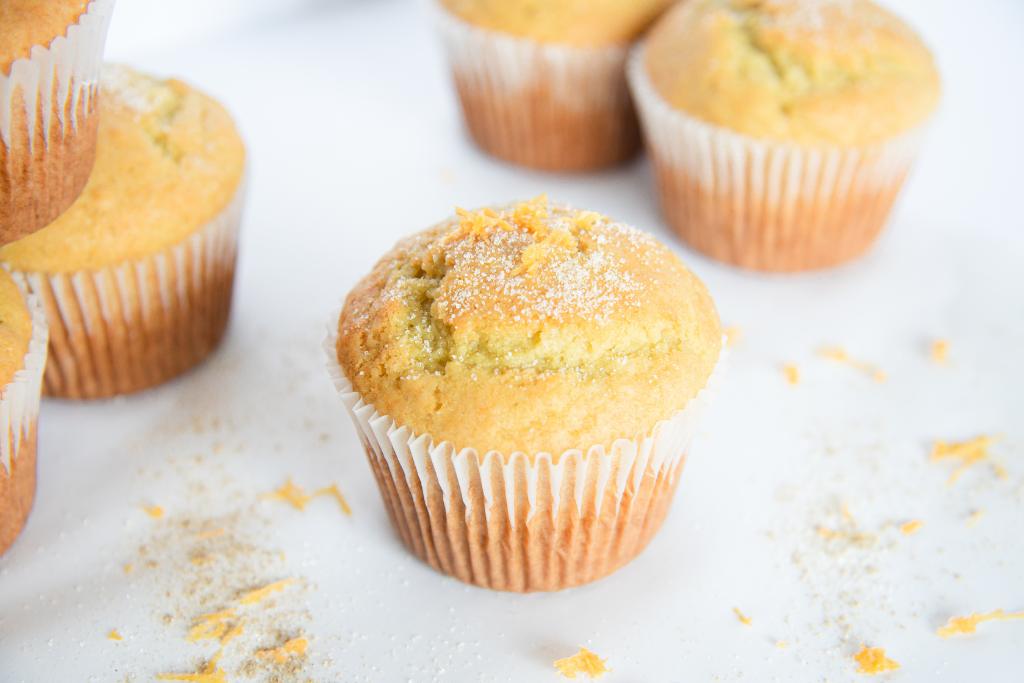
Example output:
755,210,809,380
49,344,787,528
0,270,31,388
338,197,722,455
644,0,940,146
0,65,246,272
0,0,90,74
440,0,672,46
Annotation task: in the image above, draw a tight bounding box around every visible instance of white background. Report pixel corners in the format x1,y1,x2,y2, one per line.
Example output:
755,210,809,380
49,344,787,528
1,0,1022,681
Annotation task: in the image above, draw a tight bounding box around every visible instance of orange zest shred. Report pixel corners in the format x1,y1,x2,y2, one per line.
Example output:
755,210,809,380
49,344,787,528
930,339,949,364
315,484,353,516
853,646,900,675
930,436,999,485
900,520,924,535
265,479,352,516
187,610,237,643
107,629,123,641
256,637,309,664
732,607,752,626
783,364,800,385
936,610,1024,638
156,652,227,683
818,346,886,382
554,647,609,679
144,505,165,519
238,579,294,606
196,528,226,540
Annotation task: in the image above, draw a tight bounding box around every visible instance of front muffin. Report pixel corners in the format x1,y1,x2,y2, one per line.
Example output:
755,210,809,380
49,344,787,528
0,0,115,244
0,65,246,399
0,269,48,556
630,0,940,271
435,0,673,171
329,197,722,591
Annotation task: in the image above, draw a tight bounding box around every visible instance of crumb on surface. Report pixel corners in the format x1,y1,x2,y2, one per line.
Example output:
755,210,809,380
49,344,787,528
107,629,123,641
853,646,900,675
554,647,609,679
144,505,165,519
783,363,800,385
930,339,949,364
899,520,923,535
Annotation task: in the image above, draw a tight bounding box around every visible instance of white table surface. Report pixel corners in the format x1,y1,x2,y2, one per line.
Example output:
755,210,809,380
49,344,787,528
1,1,1022,681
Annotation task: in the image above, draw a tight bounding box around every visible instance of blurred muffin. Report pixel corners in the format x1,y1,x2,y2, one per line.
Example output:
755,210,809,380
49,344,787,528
0,65,246,399
0,0,115,245
327,196,722,591
0,270,48,556
629,0,940,271
436,0,672,171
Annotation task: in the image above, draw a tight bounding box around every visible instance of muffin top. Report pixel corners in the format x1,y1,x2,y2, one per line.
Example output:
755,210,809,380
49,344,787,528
337,197,722,456
0,65,245,273
440,0,672,46
643,0,941,146
0,0,90,74
0,270,31,389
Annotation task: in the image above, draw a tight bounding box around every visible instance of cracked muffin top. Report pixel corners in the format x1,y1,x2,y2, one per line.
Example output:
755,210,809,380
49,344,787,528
336,197,722,456
0,65,245,272
439,0,672,46
0,0,89,74
643,0,940,146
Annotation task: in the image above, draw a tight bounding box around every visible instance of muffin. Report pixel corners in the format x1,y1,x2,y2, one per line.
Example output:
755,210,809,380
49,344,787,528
435,0,672,171
326,197,723,591
0,65,246,399
629,0,941,271
0,0,116,245
0,269,48,556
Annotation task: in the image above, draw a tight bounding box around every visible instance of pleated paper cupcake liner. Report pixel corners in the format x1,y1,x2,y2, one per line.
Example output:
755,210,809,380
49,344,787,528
628,47,927,272
0,287,49,555
435,4,639,171
7,179,245,400
325,320,724,592
0,0,116,244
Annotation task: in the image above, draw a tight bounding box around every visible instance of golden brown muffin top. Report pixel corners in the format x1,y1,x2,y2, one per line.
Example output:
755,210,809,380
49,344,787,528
644,0,941,146
440,0,673,46
337,197,722,456
0,0,90,74
0,65,246,273
0,269,31,389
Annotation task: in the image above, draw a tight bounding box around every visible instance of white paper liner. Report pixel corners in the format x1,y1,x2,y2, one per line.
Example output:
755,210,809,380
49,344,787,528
627,45,928,269
324,315,723,527
0,287,48,475
0,0,115,150
433,3,638,170
6,176,246,399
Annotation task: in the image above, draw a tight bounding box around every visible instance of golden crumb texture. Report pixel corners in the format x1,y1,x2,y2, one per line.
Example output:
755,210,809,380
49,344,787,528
0,269,31,388
0,0,90,73
0,64,246,273
337,197,722,456
644,0,940,146
440,0,673,46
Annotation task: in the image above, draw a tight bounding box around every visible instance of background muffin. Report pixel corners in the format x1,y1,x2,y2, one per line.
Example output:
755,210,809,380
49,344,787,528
0,65,246,399
328,197,722,591
0,270,48,556
436,0,672,171
0,0,115,245
630,0,940,271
